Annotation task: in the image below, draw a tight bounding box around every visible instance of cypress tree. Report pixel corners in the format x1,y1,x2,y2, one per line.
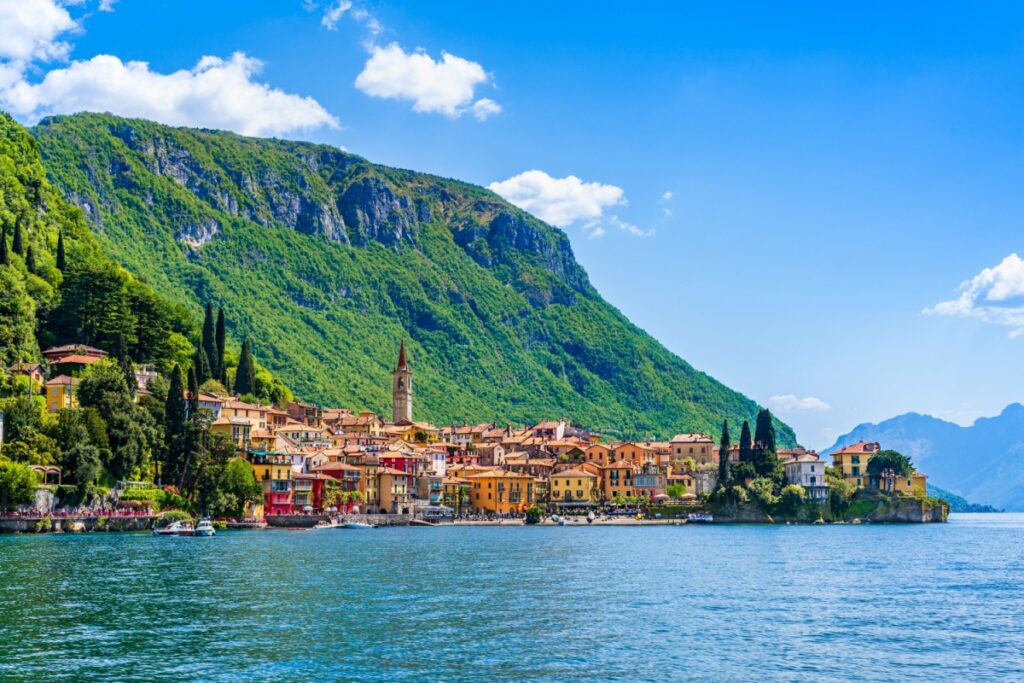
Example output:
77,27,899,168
0,226,8,266
25,245,36,274
11,217,23,255
235,338,256,397
215,307,226,382
718,420,731,487
752,409,780,479
120,353,136,398
738,420,752,462
56,231,66,271
193,346,212,384
187,365,199,417
164,365,187,482
202,303,218,380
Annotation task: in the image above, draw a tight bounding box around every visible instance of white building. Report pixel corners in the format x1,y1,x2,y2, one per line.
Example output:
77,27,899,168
784,452,831,500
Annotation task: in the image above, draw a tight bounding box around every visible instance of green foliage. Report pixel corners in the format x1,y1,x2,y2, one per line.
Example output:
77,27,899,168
718,419,730,486
747,477,779,510
211,457,261,518
30,112,797,443
234,339,255,397
738,420,752,462
157,509,192,526
866,449,913,487
777,484,807,516
0,460,39,508
666,483,687,499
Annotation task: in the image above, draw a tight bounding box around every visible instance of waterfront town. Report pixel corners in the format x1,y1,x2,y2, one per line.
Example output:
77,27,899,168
0,340,935,526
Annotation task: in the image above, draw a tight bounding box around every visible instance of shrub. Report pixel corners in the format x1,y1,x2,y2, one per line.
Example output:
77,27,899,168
157,509,193,527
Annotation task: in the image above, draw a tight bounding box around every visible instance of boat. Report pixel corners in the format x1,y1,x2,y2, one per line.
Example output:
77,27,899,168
687,512,714,524
152,520,193,536
314,519,341,529
586,511,596,524
193,519,216,537
342,522,376,529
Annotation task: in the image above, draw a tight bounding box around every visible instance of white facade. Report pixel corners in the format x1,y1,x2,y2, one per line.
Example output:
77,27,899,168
784,455,831,499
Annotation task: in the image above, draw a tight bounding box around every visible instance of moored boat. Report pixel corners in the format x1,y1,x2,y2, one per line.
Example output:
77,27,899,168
152,520,193,536
193,519,216,537
342,522,375,529
687,512,714,523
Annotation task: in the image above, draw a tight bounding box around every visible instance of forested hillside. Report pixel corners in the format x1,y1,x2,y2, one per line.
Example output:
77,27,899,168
30,112,794,442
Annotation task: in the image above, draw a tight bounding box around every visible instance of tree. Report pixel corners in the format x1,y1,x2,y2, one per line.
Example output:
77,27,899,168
11,216,23,255
78,362,158,481
56,231,66,271
187,366,199,417
666,483,687,499
234,338,256,397
163,365,187,484
24,245,35,274
0,268,37,367
193,346,212,385
717,419,731,487
751,409,781,480
738,420,752,462
867,450,913,492
0,461,39,509
63,443,103,497
0,226,8,265
778,484,807,517
202,303,218,381
215,307,226,383
49,261,135,354
747,476,778,510
211,457,261,518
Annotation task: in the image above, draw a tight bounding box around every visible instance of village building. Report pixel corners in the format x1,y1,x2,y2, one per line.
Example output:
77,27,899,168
392,340,413,423
831,441,880,488
549,468,599,506
467,470,535,514
44,375,78,412
783,452,831,500
670,433,716,467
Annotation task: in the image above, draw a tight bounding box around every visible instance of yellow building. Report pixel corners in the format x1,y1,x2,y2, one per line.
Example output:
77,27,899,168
831,441,881,488
600,461,636,500
378,466,411,514
468,470,535,514
670,433,716,468
246,451,293,516
549,468,599,505
44,375,79,412
894,470,928,496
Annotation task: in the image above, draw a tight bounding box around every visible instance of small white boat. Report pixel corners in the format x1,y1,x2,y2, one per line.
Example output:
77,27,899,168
687,512,714,524
152,520,194,536
193,519,216,537
343,522,375,529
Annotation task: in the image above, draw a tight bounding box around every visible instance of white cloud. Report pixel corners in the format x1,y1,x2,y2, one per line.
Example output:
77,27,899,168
608,215,653,237
321,0,352,30
98,0,116,11
1,52,340,137
769,394,833,413
0,0,77,64
488,170,625,228
923,253,1024,337
661,191,673,201
471,97,501,121
355,42,498,119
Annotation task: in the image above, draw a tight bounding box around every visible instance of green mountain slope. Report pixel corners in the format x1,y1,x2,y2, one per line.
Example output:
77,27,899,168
31,112,794,442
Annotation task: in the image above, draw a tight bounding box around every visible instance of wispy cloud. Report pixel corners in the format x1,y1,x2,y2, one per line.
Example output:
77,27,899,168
923,253,1024,338
769,394,832,413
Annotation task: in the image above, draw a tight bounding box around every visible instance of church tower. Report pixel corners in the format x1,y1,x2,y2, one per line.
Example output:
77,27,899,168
392,340,413,423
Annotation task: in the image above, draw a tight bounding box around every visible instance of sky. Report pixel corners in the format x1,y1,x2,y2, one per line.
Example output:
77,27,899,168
3,0,1024,448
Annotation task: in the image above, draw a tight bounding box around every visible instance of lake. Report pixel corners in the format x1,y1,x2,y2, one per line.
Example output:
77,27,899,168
1,514,1022,682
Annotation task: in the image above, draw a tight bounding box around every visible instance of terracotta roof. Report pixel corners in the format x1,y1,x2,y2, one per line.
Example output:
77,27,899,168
833,441,881,455
45,374,78,386
551,468,597,479
378,466,411,477
466,469,533,479
670,433,714,443
52,354,103,365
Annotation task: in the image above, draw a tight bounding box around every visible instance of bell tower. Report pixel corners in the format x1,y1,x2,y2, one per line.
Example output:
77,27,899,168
392,340,413,423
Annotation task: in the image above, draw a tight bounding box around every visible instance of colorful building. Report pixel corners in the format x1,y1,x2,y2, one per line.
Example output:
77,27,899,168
44,375,78,412
467,470,535,514
247,451,294,516
549,468,599,506
831,441,881,488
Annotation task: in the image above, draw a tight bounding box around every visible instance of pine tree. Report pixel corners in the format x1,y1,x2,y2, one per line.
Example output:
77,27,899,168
11,217,23,255
202,303,218,380
0,226,8,266
56,231,66,271
187,365,199,417
193,346,212,384
215,307,226,382
718,419,731,487
739,420,752,462
25,245,36,274
235,338,256,397
119,353,136,398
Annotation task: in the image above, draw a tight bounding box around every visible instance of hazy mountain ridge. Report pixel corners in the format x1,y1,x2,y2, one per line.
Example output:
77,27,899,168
825,404,1024,510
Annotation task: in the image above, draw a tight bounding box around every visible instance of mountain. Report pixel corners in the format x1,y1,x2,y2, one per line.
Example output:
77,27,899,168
927,484,1001,513
824,404,1024,511
27,112,795,442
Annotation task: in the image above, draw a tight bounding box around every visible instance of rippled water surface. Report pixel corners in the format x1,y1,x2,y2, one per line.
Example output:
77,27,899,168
1,514,1023,682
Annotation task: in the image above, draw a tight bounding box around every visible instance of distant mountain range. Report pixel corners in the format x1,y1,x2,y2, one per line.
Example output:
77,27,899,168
824,404,1024,511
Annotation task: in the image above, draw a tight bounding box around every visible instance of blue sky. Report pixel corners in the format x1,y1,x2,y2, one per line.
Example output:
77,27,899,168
3,1,1024,448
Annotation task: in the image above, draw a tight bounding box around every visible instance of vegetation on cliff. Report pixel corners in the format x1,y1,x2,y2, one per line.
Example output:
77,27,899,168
29,112,795,442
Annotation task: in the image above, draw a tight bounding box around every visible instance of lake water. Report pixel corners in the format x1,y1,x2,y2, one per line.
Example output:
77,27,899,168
1,514,1023,682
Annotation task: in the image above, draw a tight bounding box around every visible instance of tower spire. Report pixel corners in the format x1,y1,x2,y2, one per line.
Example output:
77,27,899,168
396,339,408,370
